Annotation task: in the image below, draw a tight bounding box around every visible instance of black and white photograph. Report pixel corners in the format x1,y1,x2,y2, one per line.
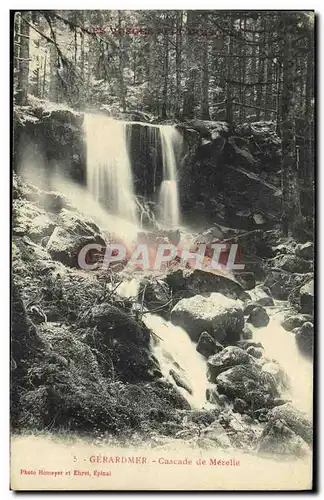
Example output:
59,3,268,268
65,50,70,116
10,9,315,491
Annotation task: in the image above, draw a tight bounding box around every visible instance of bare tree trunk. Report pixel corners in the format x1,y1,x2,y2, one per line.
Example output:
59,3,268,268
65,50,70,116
183,11,196,119
49,41,58,102
225,20,233,122
13,11,21,96
17,12,30,105
175,11,182,118
147,17,157,113
79,11,85,108
161,15,169,119
42,50,47,97
251,26,257,111
255,19,265,120
200,38,210,119
118,11,126,111
264,19,272,119
304,28,314,184
281,17,301,235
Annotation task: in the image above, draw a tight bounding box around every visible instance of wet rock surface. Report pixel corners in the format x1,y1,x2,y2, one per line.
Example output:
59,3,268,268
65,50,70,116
281,313,312,332
196,331,224,358
216,364,280,409
299,280,314,315
247,306,270,328
295,322,314,358
207,346,255,382
166,268,249,302
171,293,244,343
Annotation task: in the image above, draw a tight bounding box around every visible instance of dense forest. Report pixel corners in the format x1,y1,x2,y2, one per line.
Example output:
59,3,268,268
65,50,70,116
11,11,315,478
13,10,315,233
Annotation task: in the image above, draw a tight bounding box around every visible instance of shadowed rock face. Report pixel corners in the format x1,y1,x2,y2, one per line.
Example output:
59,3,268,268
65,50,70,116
247,306,270,328
215,364,280,409
176,120,283,230
166,268,249,304
196,331,224,358
299,280,314,315
263,404,313,447
295,322,314,358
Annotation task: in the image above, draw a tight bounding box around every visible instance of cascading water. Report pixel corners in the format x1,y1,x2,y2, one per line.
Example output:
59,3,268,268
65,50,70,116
143,313,209,408
158,126,182,228
84,114,138,224
117,278,209,408
118,278,312,414
251,311,313,416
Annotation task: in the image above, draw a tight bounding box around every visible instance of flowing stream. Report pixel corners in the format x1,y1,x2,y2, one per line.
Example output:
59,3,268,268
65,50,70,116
143,313,209,408
83,115,311,415
118,279,312,414
251,312,313,416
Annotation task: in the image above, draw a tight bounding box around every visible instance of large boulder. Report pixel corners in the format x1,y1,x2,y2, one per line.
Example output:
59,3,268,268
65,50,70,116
196,331,224,358
248,284,273,302
295,242,314,261
207,346,255,382
260,360,289,392
171,293,244,343
88,303,150,345
267,404,313,446
247,306,270,327
281,313,312,332
264,271,313,301
300,280,314,315
216,364,280,409
85,303,162,382
165,268,249,303
46,210,106,267
232,272,256,291
15,100,85,185
258,420,311,457
295,322,314,358
200,421,231,448
237,339,263,351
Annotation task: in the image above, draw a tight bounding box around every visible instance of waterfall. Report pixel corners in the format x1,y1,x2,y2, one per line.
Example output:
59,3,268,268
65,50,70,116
84,114,138,224
84,116,181,229
158,126,182,228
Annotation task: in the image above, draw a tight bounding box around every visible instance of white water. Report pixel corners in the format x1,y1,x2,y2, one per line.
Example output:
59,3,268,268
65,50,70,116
118,279,312,413
117,278,209,408
51,173,139,246
143,313,209,408
251,311,313,416
158,126,182,228
84,114,138,224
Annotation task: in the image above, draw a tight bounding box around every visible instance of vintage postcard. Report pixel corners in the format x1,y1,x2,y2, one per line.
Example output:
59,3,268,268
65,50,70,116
11,9,315,491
